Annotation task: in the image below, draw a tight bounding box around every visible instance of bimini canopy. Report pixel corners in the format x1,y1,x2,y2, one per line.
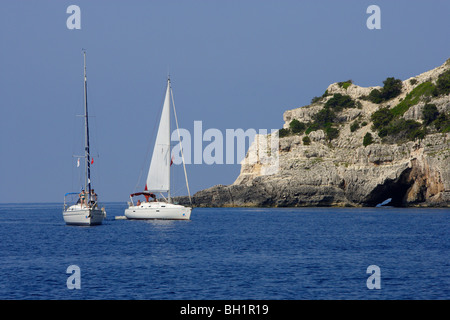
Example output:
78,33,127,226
130,192,156,198
65,192,80,197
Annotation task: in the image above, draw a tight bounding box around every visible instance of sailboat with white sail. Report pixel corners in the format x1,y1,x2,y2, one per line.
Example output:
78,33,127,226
124,78,192,220
63,50,106,226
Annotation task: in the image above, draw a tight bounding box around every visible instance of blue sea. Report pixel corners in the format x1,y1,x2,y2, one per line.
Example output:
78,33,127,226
0,203,448,300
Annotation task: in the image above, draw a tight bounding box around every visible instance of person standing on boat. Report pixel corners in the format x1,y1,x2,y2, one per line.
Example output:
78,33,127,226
90,189,98,207
79,190,86,207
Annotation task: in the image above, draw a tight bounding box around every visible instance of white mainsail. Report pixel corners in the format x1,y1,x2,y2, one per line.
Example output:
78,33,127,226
146,80,171,193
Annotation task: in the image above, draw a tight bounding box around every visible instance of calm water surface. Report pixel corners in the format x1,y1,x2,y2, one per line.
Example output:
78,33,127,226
0,203,448,300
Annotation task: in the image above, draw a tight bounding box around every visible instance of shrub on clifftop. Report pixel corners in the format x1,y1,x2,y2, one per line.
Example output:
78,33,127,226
302,136,311,145
422,104,439,125
289,119,306,134
325,93,356,111
436,69,450,95
363,132,374,146
371,107,394,129
368,77,403,103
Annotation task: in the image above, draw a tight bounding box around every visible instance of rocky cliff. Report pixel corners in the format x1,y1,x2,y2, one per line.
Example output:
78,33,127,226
186,59,450,207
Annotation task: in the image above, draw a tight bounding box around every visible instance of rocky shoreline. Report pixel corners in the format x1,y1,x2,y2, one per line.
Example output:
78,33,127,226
178,60,450,208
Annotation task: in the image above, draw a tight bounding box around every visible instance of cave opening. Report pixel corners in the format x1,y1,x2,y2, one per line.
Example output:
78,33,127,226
364,168,414,207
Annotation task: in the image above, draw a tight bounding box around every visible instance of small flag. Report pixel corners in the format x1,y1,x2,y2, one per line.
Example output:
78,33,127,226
77,158,80,167
91,158,94,165
170,155,174,166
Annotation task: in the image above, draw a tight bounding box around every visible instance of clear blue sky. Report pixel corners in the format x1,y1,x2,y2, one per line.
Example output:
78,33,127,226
1,0,449,203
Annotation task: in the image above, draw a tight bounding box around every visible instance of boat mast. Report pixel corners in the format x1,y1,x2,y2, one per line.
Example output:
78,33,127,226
83,50,92,202
167,77,171,203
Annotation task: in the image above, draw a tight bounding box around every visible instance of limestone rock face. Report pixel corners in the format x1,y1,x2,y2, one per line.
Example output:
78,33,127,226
185,60,450,207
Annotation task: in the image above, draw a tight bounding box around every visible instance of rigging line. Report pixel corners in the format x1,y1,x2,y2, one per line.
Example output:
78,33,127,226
71,154,74,194
170,86,192,205
70,79,84,193
87,94,103,192
91,98,101,158
70,105,77,194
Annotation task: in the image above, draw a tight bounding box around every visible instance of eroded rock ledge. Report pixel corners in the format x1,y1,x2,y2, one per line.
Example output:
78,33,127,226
180,60,450,208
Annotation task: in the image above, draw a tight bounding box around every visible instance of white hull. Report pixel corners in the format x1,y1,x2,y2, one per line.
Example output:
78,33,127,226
125,202,191,220
63,205,105,226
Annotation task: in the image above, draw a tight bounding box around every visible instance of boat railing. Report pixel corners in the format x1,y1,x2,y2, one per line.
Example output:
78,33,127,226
64,192,100,210
63,192,79,210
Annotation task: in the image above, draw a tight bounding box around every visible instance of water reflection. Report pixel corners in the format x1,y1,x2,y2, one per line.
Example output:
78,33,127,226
145,219,175,228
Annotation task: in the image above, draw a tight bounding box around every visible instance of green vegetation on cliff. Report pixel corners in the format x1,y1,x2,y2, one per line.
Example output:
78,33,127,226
434,112,450,133
390,81,435,116
302,135,311,145
363,132,374,147
283,94,356,141
367,77,403,103
338,80,352,89
280,66,450,145
289,119,306,134
325,93,355,111
422,103,439,125
371,101,450,143
436,68,450,95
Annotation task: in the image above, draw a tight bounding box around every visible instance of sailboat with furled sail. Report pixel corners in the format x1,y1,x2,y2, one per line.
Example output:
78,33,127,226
124,77,192,220
63,50,106,226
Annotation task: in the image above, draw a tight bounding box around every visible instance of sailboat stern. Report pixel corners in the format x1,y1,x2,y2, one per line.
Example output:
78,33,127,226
63,205,105,226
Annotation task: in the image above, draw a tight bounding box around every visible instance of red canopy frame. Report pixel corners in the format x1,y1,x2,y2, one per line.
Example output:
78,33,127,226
129,191,157,204
129,192,156,198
